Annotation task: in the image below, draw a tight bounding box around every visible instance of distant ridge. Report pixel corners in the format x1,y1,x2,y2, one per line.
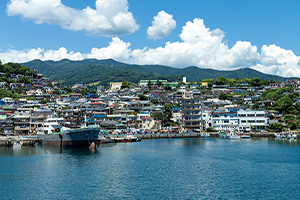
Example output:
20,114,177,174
22,59,293,87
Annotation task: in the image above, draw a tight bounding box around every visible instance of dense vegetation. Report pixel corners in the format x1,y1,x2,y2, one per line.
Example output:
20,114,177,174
0,61,37,77
22,59,182,87
22,59,291,87
0,88,21,101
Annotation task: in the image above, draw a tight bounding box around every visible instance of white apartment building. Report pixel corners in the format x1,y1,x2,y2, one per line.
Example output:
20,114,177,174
237,110,269,132
210,107,239,131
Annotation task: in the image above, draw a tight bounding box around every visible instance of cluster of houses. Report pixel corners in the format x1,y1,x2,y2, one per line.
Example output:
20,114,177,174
0,75,299,135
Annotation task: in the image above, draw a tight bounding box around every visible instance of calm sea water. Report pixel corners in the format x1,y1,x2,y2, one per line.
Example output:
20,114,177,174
1,138,300,199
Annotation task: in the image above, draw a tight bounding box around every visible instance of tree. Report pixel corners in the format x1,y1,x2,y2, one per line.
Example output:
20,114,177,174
164,85,172,91
206,127,215,132
162,103,174,127
147,80,152,90
252,102,259,110
269,123,283,132
250,77,262,86
17,76,32,84
216,76,229,85
63,87,72,93
157,80,163,87
151,99,160,104
275,95,294,114
52,89,60,95
218,92,228,100
143,90,149,94
47,83,54,88
138,94,148,100
288,122,297,130
121,81,131,89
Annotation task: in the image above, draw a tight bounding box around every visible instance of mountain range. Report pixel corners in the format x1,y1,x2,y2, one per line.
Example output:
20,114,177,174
22,59,292,87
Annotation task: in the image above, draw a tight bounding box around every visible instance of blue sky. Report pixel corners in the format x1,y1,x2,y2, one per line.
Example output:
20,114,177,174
0,0,300,77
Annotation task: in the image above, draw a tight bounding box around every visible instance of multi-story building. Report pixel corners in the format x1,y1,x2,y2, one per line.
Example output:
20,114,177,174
237,110,269,132
211,107,239,131
12,114,30,135
30,115,44,134
181,92,203,130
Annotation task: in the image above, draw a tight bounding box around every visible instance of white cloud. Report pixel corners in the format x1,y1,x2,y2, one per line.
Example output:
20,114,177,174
87,37,131,62
251,45,300,77
0,47,84,63
6,0,139,37
147,11,176,40
2,17,300,78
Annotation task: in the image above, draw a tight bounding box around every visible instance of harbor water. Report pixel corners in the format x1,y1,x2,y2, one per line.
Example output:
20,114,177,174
1,138,300,199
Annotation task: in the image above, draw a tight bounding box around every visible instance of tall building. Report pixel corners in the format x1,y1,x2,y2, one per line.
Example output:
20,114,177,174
181,91,203,130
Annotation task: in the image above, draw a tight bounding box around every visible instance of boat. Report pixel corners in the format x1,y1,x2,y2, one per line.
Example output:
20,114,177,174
274,133,281,138
37,116,100,147
13,140,23,149
200,132,210,138
218,130,226,138
113,134,141,143
224,130,240,139
240,134,251,139
37,126,100,147
287,134,297,140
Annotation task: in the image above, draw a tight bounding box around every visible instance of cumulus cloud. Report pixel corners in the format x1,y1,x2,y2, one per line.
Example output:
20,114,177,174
0,47,84,63
87,37,131,62
6,0,139,36
2,17,300,77
147,11,176,40
251,45,300,77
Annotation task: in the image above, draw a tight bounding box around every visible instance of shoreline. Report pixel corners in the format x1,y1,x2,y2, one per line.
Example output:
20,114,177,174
1,131,298,146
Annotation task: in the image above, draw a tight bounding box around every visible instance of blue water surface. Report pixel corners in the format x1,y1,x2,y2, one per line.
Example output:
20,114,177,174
1,138,300,199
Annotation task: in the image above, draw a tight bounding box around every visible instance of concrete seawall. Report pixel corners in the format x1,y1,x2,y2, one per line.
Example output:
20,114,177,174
136,133,201,139
0,136,38,147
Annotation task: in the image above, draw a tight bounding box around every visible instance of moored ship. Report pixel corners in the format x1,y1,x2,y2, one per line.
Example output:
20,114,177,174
38,126,100,147
37,117,100,147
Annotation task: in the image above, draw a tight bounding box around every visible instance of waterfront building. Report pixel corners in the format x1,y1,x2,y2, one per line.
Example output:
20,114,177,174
30,115,44,134
12,114,31,135
211,107,239,131
181,91,203,130
237,109,269,132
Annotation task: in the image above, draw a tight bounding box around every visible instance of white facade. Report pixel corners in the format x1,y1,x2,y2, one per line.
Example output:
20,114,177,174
238,110,269,132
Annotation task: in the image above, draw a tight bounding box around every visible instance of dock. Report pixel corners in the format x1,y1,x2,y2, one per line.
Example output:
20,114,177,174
0,136,39,147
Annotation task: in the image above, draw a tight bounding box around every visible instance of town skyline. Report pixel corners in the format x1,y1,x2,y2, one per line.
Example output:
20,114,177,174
0,0,300,78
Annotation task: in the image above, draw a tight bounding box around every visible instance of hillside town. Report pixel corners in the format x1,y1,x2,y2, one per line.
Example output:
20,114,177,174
1,67,300,136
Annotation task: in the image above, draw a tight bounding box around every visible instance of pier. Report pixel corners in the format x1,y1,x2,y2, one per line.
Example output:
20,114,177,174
0,136,38,147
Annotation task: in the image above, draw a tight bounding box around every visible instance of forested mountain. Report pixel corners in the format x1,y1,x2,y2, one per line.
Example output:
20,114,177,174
22,58,292,87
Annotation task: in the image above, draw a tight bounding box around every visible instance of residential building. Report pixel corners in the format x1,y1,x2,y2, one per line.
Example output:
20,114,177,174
238,110,269,132
181,91,202,130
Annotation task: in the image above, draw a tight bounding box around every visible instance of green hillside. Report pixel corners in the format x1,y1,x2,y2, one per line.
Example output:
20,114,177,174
22,59,292,87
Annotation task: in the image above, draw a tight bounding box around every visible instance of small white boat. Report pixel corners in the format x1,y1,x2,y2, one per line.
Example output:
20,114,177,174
225,130,240,139
274,133,287,139
225,134,240,139
201,132,210,138
13,140,23,149
287,134,297,140
240,134,251,139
